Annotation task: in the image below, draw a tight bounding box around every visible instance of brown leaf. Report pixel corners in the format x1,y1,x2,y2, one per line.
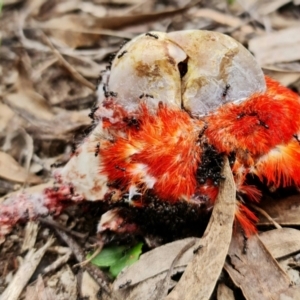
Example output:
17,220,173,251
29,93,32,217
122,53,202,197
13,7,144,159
1,237,55,300
217,283,235,300
4,91,54,122
262,70,300,87
166,158,236,300
93,0,201,29
191,8,243,27
3,59,55,123
259,228,300,259
80,271,101,300
111,272,178,300
0,180,54,204
40,32,95,91
43,266,77,300
3,58,91,140
259,195,300,226
113,237,199,290
270,11,300,29
0,151,42,184
225,233,290,300
0,103,14,133
25,275,55,300
256,0,292,15
249,26,300,66
21,222,39,253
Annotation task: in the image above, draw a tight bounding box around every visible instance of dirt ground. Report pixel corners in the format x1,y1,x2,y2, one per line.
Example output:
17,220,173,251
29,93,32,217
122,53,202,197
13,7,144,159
1,0,300,299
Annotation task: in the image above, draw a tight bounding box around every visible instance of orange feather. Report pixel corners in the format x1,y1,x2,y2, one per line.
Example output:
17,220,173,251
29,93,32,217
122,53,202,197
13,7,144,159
101,103,206,202
98,76,300,236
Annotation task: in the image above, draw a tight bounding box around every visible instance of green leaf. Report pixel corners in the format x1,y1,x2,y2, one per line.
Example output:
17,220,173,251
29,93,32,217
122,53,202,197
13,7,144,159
88,245,127,267
109,242,143,278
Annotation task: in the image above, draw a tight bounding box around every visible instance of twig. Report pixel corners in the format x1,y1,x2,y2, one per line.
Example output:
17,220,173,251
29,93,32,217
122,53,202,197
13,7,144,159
42,250,72,276
73,240,104,268
250,203,282,229
0,237,55,300
39,217,89,240
39,31,96,91
150,239,197,300
53,227,112,295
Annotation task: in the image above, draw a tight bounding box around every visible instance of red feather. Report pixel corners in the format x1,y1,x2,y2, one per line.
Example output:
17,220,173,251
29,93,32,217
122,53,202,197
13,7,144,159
101,103,206,202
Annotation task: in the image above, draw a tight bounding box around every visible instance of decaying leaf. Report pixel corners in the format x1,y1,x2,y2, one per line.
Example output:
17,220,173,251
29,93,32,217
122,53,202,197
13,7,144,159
225,233,291,300
92,0,201,30
259,195,300,226
80,271,101,300
110,158,235,299
165,158,236,300
43,265,78,300
0,151,42,184
21,221,39,253
0,180,54,204
0,237,55,300
0,103,14,133
249,26,300,66
255,0,292,15
259,228,300,259
217,283,235,300
25,275,54,300
113,237,199,290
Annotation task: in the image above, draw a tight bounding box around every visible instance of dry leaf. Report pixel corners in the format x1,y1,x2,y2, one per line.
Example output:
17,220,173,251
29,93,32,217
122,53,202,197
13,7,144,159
111,272,178,300
225,233,290,300
0,103,14,133
191,8,243,27
62,55,103,79
95,0,143,3
279,286,300,299
39,32,95,91
3,0,22,5
165,158,236,300
25,275,55,300
113,237,199,290
0,151,42,184
256,0,292,15
262,70,300,86
269,11,300,29
1,237,55,300
4,91,54,122
259,195,300,226
0,180,54,204
80,271,101,300
263,61,300,72
79,2,106,18
217,283,235,300
36,15,102,48
259,228,300,259
249,26,300,66
45,265,78,299
92,0,201,29
21,222,39,253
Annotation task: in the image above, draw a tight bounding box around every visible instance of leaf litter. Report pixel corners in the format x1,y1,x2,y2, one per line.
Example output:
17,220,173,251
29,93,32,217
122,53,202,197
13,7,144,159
1,0,300,299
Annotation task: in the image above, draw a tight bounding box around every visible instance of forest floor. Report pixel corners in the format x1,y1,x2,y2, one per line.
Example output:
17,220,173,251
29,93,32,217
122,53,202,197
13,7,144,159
1,0,300,299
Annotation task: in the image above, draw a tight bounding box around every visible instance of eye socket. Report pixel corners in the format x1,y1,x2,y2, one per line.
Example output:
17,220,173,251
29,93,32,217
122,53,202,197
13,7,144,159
178,59,188,78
